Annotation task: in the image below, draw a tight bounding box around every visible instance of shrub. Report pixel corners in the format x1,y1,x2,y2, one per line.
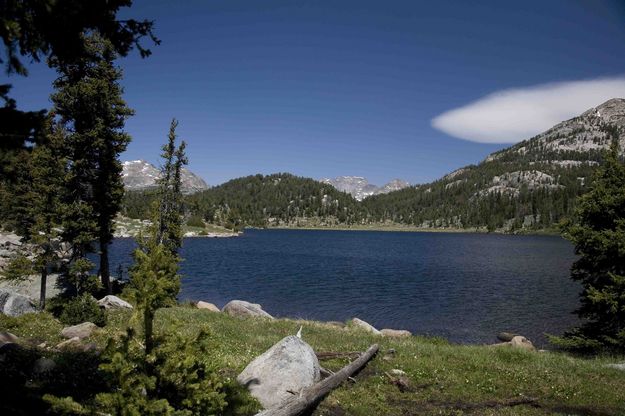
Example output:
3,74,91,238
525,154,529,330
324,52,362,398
58,294,106,327
185,214,205,228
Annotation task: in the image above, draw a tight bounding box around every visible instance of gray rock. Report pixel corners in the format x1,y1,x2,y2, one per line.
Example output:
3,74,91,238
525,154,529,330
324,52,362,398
381,328,412,338
510,336,535,351
390,369,406,376
237,335,320,409
350,318,381,335
56,337,82,350
61,322,97,340
497,332,519,342
222,300,274,319
196,301,220,312
606,363,625,371
0,331,19,346
0,289,37,317
98,295,133,310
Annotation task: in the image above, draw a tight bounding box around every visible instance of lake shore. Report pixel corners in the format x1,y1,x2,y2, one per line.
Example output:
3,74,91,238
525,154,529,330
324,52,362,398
269,224,561,236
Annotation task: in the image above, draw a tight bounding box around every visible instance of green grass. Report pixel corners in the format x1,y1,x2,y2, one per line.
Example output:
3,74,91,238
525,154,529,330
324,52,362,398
2,307,624,415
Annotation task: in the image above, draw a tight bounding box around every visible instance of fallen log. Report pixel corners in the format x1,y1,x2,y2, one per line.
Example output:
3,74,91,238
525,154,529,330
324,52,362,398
255,344,379,416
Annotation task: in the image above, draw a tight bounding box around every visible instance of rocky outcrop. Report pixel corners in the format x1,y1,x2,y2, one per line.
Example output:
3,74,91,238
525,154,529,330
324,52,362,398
0,289,37,317
222,300,274,319
98,295,133,310
237,335,320,409
61,322,97,340
381,328,412,338
196,301,220,312
350,318,381,335
492,335,535,351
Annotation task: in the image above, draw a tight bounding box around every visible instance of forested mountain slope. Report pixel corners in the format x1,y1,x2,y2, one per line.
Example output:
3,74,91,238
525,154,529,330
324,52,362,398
361,98,625,231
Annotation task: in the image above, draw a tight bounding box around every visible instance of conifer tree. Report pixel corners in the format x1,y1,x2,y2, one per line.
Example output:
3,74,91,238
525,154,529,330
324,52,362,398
127,119,186,353
552,136,625,352
51,33,133,294
156,119,188,255
25,118,67,309
0,117,67,309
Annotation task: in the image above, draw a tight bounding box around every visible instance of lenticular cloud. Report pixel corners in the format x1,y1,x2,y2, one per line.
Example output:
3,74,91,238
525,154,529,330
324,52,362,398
431,76,625,144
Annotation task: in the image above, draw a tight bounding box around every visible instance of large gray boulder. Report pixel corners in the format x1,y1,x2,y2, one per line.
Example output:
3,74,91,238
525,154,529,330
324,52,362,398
61,322,97,340
222,300,274,319
0,289,37,317
196,301,220,312
350,317,381,335
237,335,320,409
98,295,133,310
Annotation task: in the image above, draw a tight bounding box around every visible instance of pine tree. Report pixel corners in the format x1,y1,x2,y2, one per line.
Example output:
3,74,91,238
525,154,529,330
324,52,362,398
156,119,187,255
51,33,133,294
127,119,187,353
25,117,67,309
551,137,625,352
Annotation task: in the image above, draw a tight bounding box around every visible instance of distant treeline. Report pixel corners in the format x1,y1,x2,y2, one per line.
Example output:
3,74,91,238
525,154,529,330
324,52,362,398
121,159,600,232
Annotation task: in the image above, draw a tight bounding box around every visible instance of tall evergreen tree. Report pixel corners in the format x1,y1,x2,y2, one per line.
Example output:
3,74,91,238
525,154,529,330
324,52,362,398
551,136,625,352
156,119,187,255
51,33,133,294
26,117,67,309
128,119,187,353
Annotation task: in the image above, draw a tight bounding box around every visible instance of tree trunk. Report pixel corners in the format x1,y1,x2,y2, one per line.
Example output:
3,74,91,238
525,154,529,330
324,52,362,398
100,237,111,294
255,344,379,416
39,265,47,310
144,308,154,355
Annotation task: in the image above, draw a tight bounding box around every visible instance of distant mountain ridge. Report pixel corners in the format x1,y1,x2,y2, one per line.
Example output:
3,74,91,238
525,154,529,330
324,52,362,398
122,98,625,232
121,160,208,194
320,176,410,200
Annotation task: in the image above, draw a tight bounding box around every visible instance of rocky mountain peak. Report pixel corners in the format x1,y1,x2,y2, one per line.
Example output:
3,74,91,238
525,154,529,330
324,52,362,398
121,160,208,194
320,176,410,201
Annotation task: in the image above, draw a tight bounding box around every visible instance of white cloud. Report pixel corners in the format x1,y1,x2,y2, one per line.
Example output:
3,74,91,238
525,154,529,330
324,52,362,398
431,76,625,143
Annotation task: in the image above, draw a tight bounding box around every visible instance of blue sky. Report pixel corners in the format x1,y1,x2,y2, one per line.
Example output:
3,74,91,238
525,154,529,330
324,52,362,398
6,0,625,185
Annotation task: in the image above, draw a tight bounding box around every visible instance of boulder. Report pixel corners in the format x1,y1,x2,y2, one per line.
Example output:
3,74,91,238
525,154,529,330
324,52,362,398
381,328,412,338
196,301,220,312
350,318,381,335
492,335,535,351
98,295,133,310
510,336,535,351
497,332,519,342
56,337,82,350
55,337,96,352
237,335,320,409
61,322,97,340
0,289,37,317
222,300,274,319
0,331,19,346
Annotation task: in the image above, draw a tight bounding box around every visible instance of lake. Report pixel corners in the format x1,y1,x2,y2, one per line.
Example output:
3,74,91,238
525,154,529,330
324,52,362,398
108,229,580,347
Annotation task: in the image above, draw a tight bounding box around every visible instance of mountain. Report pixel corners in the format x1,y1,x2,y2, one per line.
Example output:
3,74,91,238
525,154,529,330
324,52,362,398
122,98,625,232
184,173,361,229
361,98,625,231
121,160,209,194
320,176,410,201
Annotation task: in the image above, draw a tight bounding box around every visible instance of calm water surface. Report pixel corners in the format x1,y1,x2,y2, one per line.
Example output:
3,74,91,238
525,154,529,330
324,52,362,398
109,229,580,346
